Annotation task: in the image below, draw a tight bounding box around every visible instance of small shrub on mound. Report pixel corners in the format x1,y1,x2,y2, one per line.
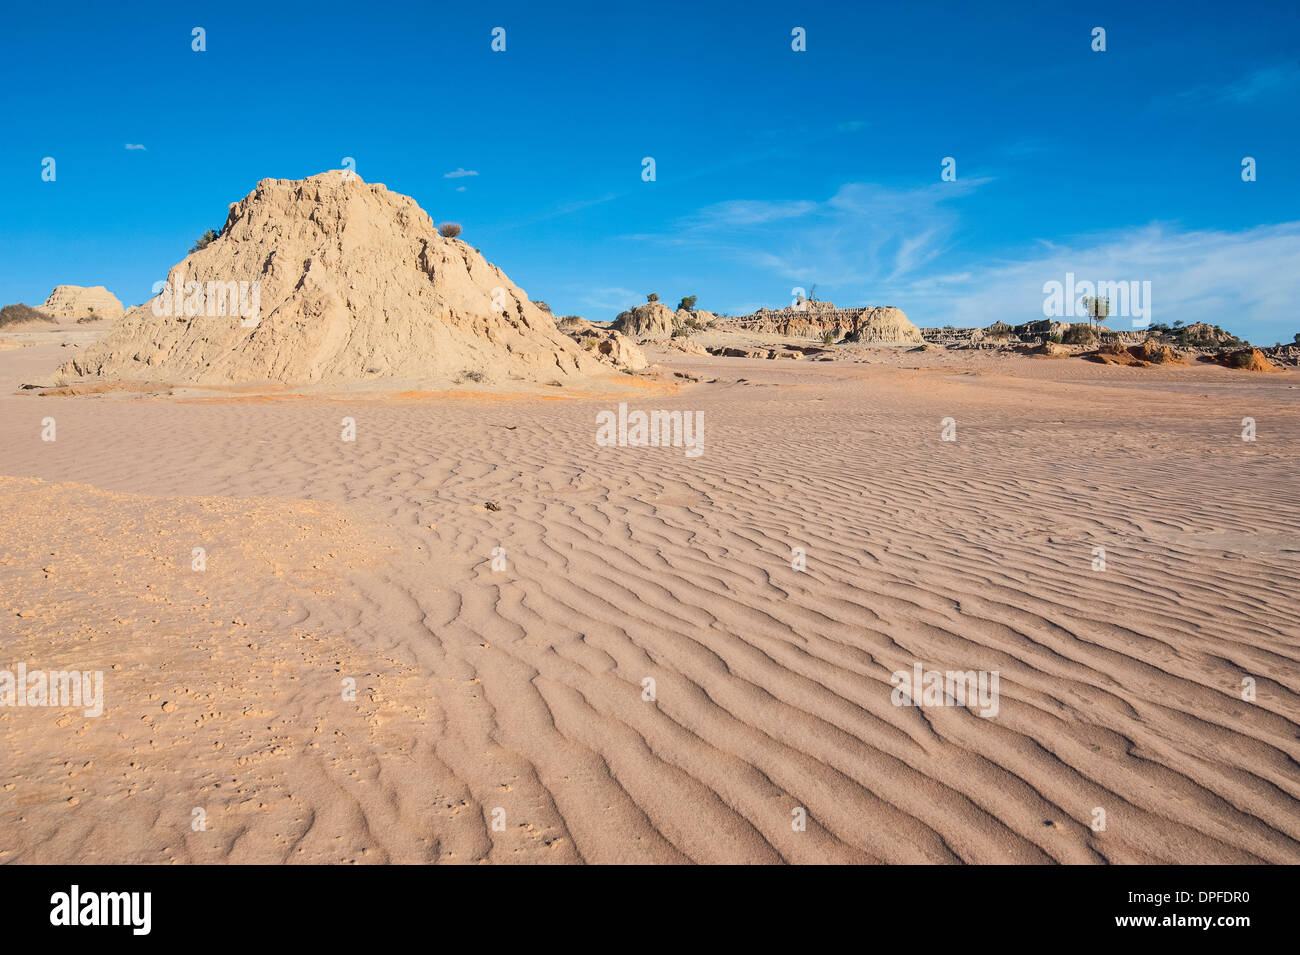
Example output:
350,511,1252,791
189,229,220,253
821,330,837,344
438,222,463,238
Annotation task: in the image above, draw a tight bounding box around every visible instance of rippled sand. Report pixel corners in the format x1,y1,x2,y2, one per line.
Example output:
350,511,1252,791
1,341,1297,863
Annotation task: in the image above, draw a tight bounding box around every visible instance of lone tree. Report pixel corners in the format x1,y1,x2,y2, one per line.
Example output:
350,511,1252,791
189,229,220,253
438,222,463,238
1080,295,1109,335
677,295,697,312
646,292,659,302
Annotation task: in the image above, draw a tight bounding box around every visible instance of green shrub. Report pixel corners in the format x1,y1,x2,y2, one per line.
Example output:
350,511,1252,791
189,229,220,253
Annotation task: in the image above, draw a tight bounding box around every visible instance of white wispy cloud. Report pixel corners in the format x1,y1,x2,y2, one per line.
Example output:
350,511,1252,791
684,199,818,228
666,178,991,289
125,143,146,150
1161,63,1300,107
574,285,642,315
444,167,478,178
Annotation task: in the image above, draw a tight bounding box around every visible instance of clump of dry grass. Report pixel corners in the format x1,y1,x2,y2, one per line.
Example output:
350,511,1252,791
0,303,55,327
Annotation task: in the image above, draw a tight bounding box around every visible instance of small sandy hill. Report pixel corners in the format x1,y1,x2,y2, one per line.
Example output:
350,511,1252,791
1202,347,1284,373
40,285,124,319
1180,322,1234,346
613,302,678,340
849,306,924,344
1132,340,1186,364
1090,341,1188,367
60,172,607,387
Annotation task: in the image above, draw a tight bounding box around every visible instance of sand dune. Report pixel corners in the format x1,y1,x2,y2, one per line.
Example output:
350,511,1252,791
1,341,1297,863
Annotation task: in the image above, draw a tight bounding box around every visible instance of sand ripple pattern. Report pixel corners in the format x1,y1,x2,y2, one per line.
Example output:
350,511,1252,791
4,360,1298,863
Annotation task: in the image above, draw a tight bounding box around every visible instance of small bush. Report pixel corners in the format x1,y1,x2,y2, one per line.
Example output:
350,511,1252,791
677,295,697,312
189,229,220,253
439,222,463,239
462,369,485,382
647,293,659,302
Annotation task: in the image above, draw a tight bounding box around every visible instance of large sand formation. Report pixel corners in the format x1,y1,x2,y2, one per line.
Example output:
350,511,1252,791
61,172,609,387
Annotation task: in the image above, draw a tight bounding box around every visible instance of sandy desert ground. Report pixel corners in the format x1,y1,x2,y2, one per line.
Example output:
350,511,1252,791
1,335,1297,864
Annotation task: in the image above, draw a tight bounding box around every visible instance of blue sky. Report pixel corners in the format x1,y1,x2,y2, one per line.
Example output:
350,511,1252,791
3,0,1298,342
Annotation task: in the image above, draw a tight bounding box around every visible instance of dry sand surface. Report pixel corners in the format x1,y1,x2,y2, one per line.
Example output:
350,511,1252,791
1,338,1297,864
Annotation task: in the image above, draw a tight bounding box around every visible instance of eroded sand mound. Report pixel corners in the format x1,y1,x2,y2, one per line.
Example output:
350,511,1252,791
1131,340,1187,365
1090,342,1189,367
40,285,124,320
61,172,604,387
719,303,923,343
612,302,678,340
1204,347,1284,372
850,306,924,344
